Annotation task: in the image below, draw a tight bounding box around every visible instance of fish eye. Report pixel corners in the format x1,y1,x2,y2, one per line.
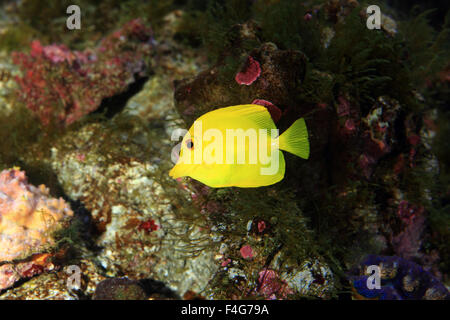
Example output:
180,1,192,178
186,139,194,149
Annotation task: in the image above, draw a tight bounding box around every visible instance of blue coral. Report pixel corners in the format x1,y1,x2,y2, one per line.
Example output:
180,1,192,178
348,255,449,300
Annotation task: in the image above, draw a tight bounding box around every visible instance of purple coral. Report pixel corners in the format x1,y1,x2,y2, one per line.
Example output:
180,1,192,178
348,255,449,300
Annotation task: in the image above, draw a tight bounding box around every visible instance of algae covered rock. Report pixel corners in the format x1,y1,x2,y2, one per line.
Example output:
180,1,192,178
93,278,147,300
174,41,307,126
0,259,106,300
11,19,153,126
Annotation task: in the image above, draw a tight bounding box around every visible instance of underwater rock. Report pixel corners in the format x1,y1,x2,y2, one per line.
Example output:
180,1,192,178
0,259,106,300
11,19,153,126
174,41,307,126
0,168,73,291
92,277,180,300
254,257,335,300
0,255,56,293
348,255,450,300
93,278,147,300
215,240,335,300
275,256,335,299
0,271,74,300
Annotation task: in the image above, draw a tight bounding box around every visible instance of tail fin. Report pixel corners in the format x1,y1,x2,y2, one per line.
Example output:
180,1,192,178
277,118,310,159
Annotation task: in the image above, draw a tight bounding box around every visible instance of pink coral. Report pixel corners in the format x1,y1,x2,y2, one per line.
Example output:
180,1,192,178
43,44,76,64
240,245,254,259
235,56,261,85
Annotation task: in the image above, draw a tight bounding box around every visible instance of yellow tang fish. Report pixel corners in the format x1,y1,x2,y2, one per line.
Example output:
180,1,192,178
169,104,309,188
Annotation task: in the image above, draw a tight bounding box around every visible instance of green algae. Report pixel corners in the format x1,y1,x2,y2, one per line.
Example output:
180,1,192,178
0,103,41,170
0,24,38,52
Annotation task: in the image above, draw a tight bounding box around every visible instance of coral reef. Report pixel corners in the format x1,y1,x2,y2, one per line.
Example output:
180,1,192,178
0,0,448,300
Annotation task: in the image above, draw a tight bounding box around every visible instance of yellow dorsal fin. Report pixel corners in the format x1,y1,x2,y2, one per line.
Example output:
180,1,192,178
200,104,276,130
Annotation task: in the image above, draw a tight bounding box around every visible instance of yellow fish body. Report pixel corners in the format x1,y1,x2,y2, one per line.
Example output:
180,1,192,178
169,104,309,188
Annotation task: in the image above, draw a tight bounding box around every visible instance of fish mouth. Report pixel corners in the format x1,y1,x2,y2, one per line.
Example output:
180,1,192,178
169,166,180,178
169,164,187,179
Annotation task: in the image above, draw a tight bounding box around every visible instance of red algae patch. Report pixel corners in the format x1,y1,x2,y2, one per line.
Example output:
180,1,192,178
235,56,261,85
252,99,282,123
